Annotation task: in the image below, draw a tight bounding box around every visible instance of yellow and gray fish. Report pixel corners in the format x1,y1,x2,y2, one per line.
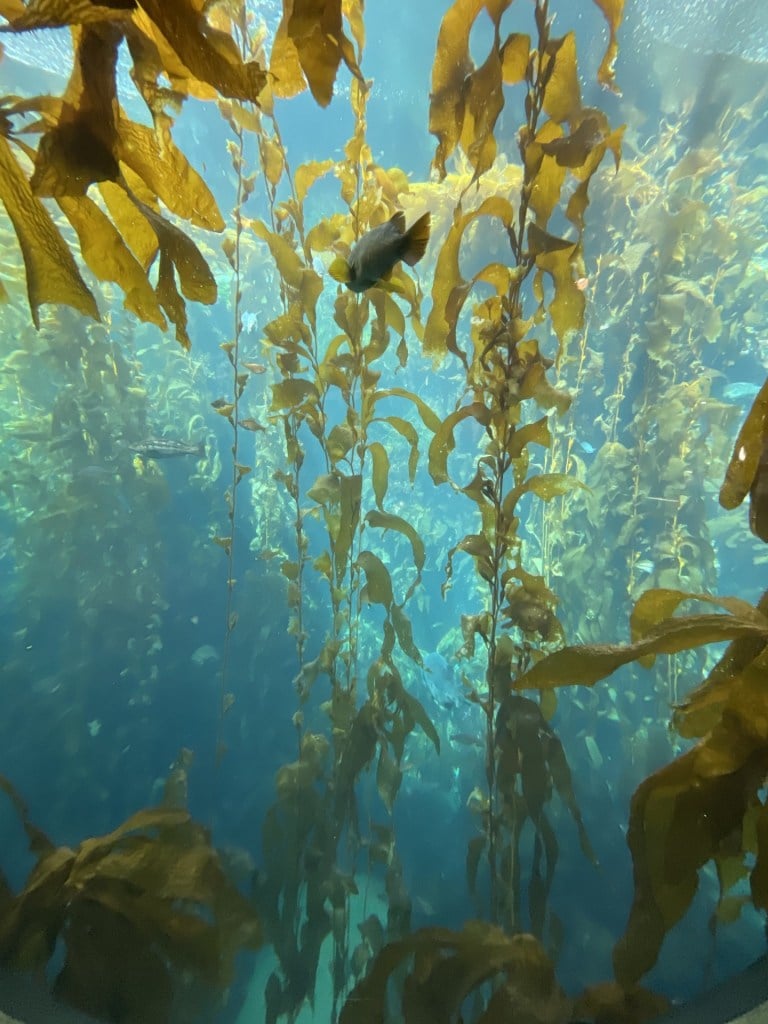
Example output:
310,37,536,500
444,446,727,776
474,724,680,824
329,211,431,293
129,438,205,460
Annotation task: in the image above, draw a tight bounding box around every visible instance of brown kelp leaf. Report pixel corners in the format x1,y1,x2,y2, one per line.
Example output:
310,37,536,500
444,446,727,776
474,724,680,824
591,0,624,92
31,24,120,197
356,550,393,608
392,604,421,664
720,378,768,509
138,0,265,102
429,403,491,486
516,614,768,691
155,248,190,349
539,116,604,169
369,388,441,434
340,922,560,1024
58,194,166,326
614,705,768,987
630,589,768,645
506,416,551,459
271,379,318,411
327,422,356,463
0,0,133,28
369,441,389,510
118,119,224,231
749,436,768,542
366,510,425,576
0,136,98,325
285,0,364,107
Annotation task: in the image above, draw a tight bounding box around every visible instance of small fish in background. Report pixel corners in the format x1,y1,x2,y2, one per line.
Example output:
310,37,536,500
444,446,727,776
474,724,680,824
576,439,596,455
329,211,431,293
723,381,761,403
129,438,205,460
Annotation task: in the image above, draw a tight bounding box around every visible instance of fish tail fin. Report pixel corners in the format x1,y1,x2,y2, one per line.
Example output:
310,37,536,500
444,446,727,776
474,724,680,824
329,256,352,284
401,212,431,267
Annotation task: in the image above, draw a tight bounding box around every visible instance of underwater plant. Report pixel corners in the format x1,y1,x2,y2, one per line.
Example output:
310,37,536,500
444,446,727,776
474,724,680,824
420,0,621,938
0,772,260,1024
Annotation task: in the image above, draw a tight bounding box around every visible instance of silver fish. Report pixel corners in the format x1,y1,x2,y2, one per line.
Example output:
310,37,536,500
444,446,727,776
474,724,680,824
129,438,205,460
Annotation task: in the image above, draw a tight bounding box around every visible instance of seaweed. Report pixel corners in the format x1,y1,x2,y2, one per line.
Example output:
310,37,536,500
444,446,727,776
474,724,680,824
0,773,260,1023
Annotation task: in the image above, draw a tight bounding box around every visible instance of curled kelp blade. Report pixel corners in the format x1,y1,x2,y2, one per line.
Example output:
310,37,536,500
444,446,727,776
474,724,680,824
720,377,768,541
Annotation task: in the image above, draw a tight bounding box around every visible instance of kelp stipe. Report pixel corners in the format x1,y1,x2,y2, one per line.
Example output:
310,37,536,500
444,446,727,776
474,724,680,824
422,0,619,937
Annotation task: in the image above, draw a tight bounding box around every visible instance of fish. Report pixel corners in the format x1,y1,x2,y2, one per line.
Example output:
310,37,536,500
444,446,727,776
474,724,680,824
328,211,431,293
129,438,205,460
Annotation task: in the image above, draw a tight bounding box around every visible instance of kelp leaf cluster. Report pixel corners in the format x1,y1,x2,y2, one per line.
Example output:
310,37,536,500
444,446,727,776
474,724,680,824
339,921,571,1024
0,775,260,1024
514,585,768,986
0,0,270,342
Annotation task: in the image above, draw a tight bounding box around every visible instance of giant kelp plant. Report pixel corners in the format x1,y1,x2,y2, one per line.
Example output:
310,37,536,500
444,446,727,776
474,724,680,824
3,1,768,1024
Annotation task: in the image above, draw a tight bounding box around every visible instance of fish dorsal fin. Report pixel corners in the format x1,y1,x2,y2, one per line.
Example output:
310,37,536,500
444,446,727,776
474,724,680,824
401,212,431,267
329,256,352,284
388,210,406,234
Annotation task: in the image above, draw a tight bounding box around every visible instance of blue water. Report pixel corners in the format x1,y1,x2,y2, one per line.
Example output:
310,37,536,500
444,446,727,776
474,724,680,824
0,1,767,1022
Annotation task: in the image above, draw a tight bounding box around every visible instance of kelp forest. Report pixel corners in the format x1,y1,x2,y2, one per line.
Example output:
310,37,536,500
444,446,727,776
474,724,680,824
0,0,767,1023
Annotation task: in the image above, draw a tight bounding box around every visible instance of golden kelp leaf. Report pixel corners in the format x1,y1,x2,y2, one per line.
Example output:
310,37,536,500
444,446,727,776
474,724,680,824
58,194,166,326
366,510,425,576
458,42,504,181
370,388,440,434
429,403,491,486
118,119,224,231
369,441,389,510
376,416,419,483
138,0,265,102
336,473,362,582
501,32,529,84
526,121,566,224
156,248,191,349
0,0,132,28
99,179,158,269
31,24,120,197
251,219,306,289
425,195,514,363
507,416,551,459
0,136,98,326
285,0,364,107
428,0,483,179
268,2,307,100
720,377,768,510
542,32,580,124
591,0,624,92
307,472,341,505
357,550,393,607
516,614,768,691
327,422,356,462
260,134,283,187
630,589,768,645
295,158,334,204
127,12,218,106
271,379,318,411
523,473,586,501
